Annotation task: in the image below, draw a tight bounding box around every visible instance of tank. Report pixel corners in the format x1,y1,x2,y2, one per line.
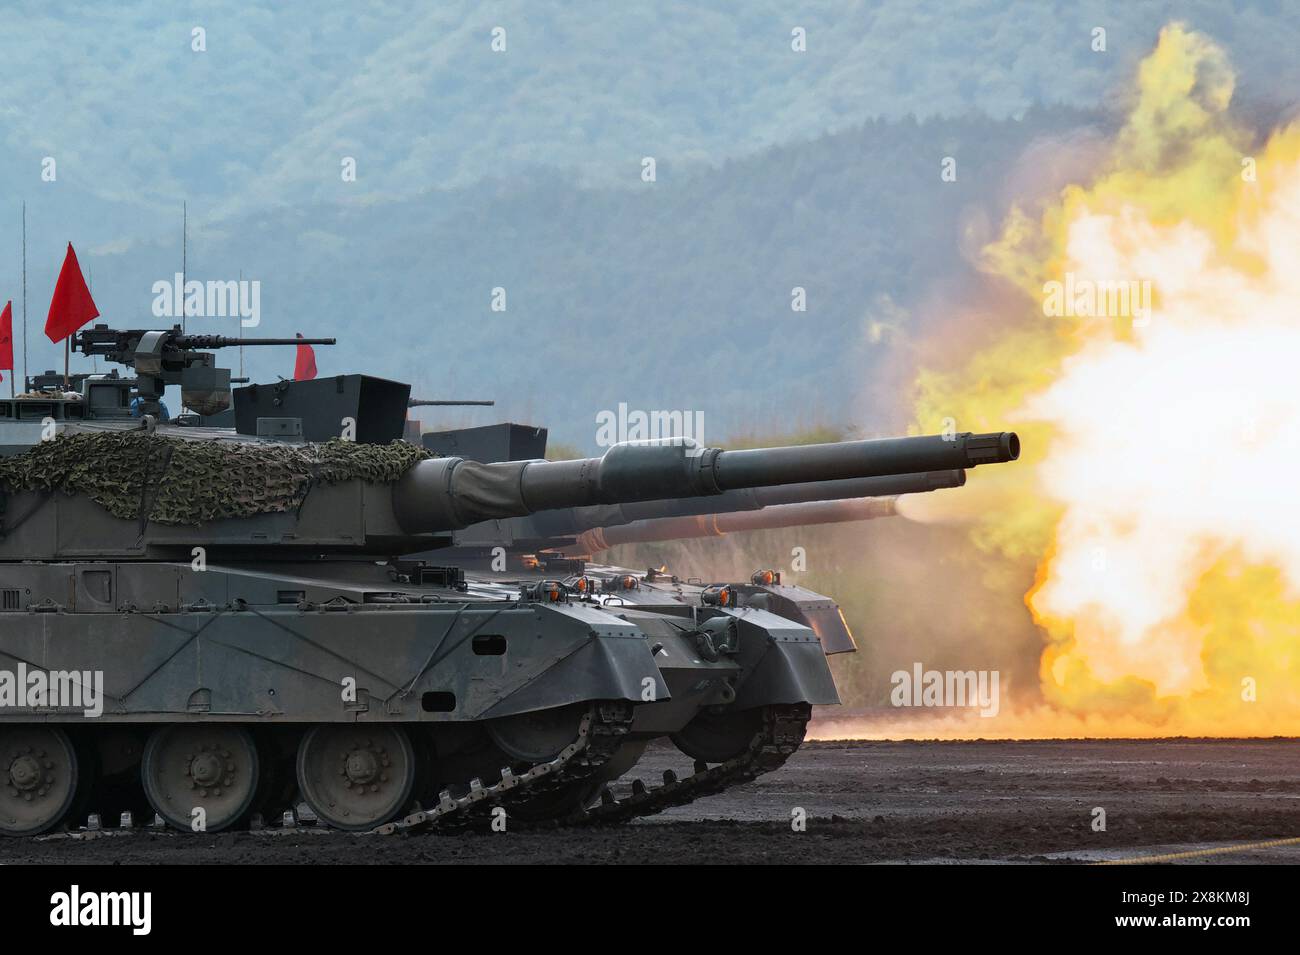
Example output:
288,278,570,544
0,325,1020,836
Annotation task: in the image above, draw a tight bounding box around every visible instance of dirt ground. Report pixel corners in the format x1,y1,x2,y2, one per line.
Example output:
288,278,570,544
4,738,1299,864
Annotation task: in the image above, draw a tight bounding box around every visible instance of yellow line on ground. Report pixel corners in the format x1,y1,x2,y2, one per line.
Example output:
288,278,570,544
1093,835,1300,865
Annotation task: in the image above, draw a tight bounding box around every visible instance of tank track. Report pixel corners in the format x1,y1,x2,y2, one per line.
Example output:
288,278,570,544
376,702,810,832
574,702,810,825
30,703,809,839
372,700,634,835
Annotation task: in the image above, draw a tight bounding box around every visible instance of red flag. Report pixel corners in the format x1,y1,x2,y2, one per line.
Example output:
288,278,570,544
44,243,99,343
0,300,12,381
293,332,317,380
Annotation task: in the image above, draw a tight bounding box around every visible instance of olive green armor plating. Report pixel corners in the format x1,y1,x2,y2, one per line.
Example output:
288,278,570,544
0,325,1020,836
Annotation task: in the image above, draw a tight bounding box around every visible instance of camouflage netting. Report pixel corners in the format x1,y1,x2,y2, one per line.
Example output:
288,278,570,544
0,432,433,524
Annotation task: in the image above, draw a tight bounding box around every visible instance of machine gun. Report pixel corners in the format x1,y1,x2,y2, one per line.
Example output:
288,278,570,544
408,398,495,408
72,325,336,416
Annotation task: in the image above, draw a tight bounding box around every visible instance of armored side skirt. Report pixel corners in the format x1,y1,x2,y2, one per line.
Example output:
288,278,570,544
0,599,838,729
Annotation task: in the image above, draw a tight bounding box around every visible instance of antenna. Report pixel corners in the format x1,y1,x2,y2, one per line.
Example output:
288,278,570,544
181,201,187,334
21,201,27,391
87,268,97,373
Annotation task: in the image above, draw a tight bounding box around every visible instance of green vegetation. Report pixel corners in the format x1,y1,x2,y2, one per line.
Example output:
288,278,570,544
544,442,584,462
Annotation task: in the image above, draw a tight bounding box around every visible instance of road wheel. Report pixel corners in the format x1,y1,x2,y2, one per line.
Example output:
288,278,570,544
296,725,416,831
0,727,81,836
671,706,763,763
142,725,260,832
485,702,589,763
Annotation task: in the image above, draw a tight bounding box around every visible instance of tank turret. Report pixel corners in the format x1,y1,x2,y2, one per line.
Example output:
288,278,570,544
0,431,1016,560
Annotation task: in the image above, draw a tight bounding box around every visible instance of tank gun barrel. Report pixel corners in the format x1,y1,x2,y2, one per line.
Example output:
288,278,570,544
495,468,965,543
567,496,899,555
620,467,963,523
395,432,1017,534
712,433,1016,486
748,468,963,507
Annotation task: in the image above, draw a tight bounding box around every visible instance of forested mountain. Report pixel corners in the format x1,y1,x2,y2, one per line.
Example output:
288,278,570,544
3,2,1290,446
